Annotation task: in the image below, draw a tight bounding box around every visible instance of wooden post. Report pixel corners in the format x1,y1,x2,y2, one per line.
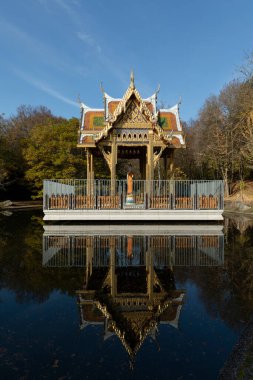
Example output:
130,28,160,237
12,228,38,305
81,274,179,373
146,131,154,182
86,149,91,195
146,132,154,201
110,133,117,195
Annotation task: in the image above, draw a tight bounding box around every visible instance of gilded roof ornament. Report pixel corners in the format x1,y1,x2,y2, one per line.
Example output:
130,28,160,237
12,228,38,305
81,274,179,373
155,84,160,96
130,70,135,89
100,81,105,96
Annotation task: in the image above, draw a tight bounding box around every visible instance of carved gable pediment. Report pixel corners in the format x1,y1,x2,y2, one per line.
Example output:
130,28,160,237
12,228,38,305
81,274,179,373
116,98,152,129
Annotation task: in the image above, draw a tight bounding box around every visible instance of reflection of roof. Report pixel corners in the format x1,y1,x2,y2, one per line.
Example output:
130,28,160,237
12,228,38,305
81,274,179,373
78,291,185,360
77,265,185,362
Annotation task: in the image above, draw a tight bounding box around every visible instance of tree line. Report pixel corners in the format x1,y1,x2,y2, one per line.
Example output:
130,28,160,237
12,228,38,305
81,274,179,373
1,59,253,200
174,61,253,196
0,106,86,200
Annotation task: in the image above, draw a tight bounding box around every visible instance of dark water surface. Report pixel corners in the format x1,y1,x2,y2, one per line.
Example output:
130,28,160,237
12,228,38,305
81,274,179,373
0,211,253,380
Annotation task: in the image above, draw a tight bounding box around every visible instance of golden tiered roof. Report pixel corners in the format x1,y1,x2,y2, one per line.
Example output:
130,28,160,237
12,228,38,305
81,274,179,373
78,72,185,149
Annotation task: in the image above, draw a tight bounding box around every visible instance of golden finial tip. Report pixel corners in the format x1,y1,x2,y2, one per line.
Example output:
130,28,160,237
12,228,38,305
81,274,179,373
100,81,105,95
130,70,135,89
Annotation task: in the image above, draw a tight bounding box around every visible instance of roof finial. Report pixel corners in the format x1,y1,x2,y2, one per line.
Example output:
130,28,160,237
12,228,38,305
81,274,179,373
77,93,81,105
130,70,135,89
155,84,160,96
100,81,105,96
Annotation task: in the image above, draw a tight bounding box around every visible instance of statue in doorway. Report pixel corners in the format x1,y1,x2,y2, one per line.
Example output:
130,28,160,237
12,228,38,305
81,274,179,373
126,167,134,204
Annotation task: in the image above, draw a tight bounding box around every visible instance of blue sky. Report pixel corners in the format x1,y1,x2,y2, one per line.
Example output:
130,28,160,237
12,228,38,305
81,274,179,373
1,0,253,122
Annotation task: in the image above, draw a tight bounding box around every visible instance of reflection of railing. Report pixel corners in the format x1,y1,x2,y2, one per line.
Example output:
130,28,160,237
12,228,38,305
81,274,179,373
43,234,224,268
43,179,224,210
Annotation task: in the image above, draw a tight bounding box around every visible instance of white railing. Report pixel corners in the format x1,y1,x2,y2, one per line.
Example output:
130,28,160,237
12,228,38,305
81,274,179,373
43,179,224,211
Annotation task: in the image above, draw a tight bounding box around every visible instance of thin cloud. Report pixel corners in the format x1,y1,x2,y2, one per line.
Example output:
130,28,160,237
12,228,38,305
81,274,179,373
0,18,71,73
37,0,128,87
45,0,82,27
14,69,78,107
0,17,90,79
77,31,101,53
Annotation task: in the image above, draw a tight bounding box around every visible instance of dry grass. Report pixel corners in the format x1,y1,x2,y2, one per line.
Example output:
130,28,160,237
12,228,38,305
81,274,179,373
226,181,253,204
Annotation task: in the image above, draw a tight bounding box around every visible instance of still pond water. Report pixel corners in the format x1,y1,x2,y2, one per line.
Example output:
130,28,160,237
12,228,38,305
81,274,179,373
0,211,253,380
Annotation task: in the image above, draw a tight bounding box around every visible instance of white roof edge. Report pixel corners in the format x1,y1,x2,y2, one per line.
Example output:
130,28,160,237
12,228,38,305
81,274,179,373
104,92,121,102
80,102,91,110
143,92,157,102
80,133,97,136
80,102,103,112
160,103,179,113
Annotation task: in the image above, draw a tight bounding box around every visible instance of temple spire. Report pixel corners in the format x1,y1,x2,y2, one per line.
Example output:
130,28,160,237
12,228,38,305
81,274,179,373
130,70,135,89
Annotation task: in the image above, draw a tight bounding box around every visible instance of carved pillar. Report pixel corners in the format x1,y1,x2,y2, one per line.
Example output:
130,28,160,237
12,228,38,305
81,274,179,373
147,131,154,181
86,149,90,181
110,133,117,195
146,132,154,199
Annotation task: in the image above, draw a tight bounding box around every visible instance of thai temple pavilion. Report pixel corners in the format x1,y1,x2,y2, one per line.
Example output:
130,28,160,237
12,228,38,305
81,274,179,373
43,73,224,221
78,71,185,188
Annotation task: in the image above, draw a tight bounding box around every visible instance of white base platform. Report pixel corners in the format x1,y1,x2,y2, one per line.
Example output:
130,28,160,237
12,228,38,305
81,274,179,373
43,209,224,221
43,224,224,235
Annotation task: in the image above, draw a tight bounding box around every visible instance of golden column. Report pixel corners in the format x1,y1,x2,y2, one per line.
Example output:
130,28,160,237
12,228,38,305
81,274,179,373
110,132,117,195
146,131,154,198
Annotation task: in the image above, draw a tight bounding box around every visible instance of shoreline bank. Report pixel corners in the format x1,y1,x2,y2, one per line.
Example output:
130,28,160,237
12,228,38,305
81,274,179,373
218,318,253,379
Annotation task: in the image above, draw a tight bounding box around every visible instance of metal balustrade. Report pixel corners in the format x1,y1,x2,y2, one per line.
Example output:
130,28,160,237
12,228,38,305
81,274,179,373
43,179,224,211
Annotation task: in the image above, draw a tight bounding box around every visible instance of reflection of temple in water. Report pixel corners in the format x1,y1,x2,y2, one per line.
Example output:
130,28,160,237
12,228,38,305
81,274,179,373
42,225,224,363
